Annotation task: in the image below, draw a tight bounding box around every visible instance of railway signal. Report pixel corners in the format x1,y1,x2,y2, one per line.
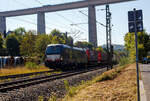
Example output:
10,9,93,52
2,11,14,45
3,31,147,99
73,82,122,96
128,9,144,101
128,10,143,33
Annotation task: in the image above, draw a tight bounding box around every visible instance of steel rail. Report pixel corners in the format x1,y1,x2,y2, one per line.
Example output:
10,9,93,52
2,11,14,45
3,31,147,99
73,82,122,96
0,70,56,80
0,66,106,92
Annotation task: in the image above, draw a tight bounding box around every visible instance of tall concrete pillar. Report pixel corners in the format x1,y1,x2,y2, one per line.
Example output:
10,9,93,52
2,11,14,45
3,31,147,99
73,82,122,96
37,12,45,34
0,16,6,34
88,5,97,47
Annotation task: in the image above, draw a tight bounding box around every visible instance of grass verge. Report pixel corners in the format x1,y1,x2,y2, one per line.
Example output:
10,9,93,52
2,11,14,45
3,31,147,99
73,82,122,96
48,64,131,101
62,65,128,101
62,64,137,101
0,65,50,77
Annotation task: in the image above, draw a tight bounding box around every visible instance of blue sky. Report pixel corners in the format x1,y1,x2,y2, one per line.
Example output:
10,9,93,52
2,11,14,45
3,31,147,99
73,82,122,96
0,0,150,46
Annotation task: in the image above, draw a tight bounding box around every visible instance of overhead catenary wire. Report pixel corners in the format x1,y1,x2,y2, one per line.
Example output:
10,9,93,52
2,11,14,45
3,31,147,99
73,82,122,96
11,0,57,31
13,0,73,30
70,22,88,26
33,0,72,29
79,11,106,27
13,0,30,8
51,12,87,32
33,0,88,35
10,17,52,30
8,0,88,38
72,30,81,37
34,0,43,5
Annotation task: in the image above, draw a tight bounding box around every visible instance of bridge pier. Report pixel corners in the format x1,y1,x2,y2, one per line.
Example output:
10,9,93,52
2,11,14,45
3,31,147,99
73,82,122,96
88,5,97,47
37,12,45,34
0,16,6,34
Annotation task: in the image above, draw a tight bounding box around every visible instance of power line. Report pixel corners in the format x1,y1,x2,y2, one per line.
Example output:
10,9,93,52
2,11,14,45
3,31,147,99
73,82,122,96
12,0,88,36
72,30,81,37
34,0,43,5
10,17,52,30
54,12,87,32
13,0,30,7
74,32,83,39
45,15,72,29
79,11,106,27
33,0,87,32
11,0,55,31
15,0,71,29
33,0,73,29
70,22,88,26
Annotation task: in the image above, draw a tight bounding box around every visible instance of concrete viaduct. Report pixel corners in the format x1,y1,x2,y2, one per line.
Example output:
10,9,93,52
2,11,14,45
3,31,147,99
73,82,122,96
0,0,134,47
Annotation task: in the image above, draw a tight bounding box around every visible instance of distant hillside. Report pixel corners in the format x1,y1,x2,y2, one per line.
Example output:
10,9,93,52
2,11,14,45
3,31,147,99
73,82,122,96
102,44,125,51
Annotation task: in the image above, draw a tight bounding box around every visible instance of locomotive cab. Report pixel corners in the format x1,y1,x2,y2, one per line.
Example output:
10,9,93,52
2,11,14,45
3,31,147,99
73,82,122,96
45,44,87,70
45,44,62,68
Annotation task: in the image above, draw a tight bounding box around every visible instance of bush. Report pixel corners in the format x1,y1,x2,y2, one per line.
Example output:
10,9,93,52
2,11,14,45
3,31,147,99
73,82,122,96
38,96,44,101
119,57,130,66
49,95,57,101
64,80,77,97
25,62,39,69
95,66,125,82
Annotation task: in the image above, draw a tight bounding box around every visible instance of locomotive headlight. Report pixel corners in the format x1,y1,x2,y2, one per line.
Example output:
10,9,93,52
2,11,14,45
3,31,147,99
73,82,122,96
60,57,63,61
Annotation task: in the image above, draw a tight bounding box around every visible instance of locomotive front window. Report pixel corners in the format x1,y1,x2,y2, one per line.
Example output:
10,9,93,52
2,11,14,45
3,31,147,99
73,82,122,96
46,46,61,55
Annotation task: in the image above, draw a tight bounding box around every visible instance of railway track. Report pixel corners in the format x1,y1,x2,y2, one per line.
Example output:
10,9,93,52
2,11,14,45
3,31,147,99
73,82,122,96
0,70,56,80
0,66,106,92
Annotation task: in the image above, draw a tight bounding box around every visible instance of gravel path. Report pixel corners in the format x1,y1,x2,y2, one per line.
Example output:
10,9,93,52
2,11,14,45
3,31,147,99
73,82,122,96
0,67,107,101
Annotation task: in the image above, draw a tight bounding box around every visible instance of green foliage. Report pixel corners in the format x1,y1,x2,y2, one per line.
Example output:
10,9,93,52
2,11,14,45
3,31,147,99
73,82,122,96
74,41,93,49
0,28,74,62
20,32,36,56
50,29,74,45
50,29,61,37
49,95,57,101
6,34,20,56
0,34,3,49
119,57,130,66
25,62,39,69
95,66,124,82
124,31,150,61
113,50,128,64
49,29,73,45
64,80,77,98
35,34,51,59
51,35,65,44
14,27,26,36
38,96,44,101
64,80,70,91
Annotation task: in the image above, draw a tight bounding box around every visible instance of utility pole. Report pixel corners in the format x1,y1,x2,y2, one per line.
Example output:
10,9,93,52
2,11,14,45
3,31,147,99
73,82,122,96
106,4,112,69
128,8,143,101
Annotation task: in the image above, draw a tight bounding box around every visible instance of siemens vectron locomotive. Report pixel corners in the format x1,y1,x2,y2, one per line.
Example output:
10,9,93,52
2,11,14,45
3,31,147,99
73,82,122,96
44,44,108,70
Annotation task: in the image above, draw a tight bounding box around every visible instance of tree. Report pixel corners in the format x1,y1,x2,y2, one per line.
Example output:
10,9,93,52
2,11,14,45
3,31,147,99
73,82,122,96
74,41,93,49
51,35,65,44
50,29,62,37
49,29,74,45
0,34,3,49
20,32,36,57
6,34,20,56
35,34,51,58
66,36,73,46
14,27,26,36
124,31,150,61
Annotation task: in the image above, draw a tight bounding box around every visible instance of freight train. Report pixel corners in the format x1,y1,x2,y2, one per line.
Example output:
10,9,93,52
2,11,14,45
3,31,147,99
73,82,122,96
44,44,109,70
